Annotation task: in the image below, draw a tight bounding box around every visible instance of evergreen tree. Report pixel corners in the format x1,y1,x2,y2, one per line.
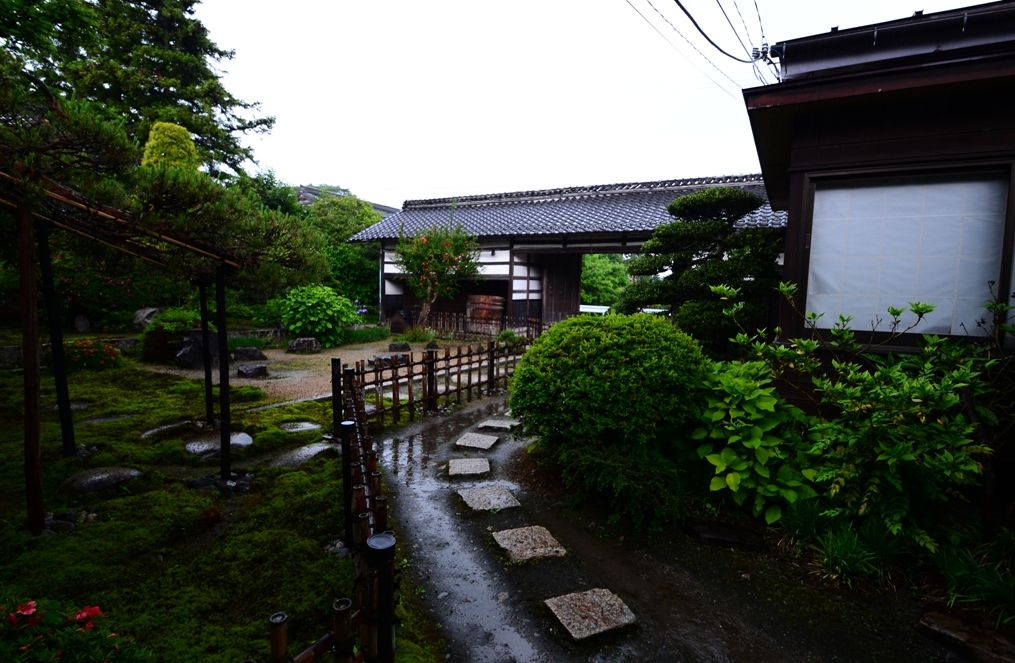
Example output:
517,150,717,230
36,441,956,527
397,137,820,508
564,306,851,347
63,0,273,176
617,187,782,355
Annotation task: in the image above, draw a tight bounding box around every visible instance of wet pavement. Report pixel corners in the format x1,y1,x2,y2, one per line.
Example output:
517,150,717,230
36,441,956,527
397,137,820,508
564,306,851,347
377,395,965,663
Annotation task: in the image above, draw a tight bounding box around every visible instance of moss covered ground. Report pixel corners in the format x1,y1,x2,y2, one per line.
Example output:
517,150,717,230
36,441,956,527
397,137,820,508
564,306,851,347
0,361,443,662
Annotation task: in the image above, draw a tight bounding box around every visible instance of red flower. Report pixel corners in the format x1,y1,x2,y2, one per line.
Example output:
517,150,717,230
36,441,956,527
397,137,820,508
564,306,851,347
7,612,16,626
16,600,37,616
75,605,102,621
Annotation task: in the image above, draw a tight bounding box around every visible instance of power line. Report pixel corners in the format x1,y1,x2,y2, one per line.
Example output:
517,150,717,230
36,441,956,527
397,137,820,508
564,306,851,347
752,0,768,46
670,0,758,63
641,0,742,89
622,0,740,99
728,0,769,83
715,0,767,84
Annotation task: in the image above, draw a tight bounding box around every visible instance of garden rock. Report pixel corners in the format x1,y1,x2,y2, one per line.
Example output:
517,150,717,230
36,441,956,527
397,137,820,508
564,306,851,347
492,526,566,562
237,363,268,379
456,486,520,511
133,307,161,331
545,589,636,641
448,458,490,477
288,337,322,354
685,521,765,550
175,331,218,369
60,467,141,495
233,346,267,361
388,342,411,352
114,337,138,354
185,432,253,457
919,612,1015,662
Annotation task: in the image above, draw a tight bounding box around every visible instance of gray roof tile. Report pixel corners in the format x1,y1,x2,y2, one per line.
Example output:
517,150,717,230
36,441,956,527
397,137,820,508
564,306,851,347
350,174,786,242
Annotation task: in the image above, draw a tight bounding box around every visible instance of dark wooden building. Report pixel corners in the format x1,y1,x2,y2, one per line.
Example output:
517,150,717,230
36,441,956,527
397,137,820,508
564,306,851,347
349,176,786,326
745,1,1015,339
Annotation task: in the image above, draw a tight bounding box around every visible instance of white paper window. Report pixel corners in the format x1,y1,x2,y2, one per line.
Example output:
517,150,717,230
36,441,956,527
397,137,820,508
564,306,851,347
807,175,1009,335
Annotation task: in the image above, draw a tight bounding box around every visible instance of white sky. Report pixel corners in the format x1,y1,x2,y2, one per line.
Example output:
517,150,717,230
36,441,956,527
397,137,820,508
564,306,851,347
194,0,976,208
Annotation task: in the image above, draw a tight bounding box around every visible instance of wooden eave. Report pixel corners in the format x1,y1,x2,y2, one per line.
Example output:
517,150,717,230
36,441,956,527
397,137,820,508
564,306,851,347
745,48,1015,210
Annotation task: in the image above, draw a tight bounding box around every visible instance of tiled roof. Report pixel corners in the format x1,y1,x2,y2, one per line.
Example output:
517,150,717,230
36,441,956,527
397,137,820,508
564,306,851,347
350,174,786,241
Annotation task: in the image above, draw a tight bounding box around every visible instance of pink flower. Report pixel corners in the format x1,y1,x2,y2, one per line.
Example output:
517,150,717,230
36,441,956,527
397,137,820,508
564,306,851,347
75,605,102,621
16,600,37,616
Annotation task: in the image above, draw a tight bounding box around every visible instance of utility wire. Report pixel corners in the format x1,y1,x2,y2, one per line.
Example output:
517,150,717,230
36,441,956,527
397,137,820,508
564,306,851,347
642,0,742,89
623,0,740,98
671,0,758,63
715,0,767,83
729,0,769,82
753,0,768,45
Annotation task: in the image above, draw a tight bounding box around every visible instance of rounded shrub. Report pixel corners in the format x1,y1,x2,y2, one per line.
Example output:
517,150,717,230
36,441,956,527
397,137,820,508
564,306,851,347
280,285,359,348
510,314,709,526
512,314,707,448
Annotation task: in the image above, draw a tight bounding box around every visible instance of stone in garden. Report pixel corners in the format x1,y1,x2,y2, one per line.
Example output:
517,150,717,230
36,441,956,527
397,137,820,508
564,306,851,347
279,421,321,433
477,418,519,431
388,342,411,352
140,420,194,440
237,363,268,378
425,340,440,350
544,588,636,641
185,432,254,457
270,442,337,467
919,612,1015,662
60,467,141,495
233,346,267,361
133,307,161,331
455,432,499,450
456,486,520,511
114,337,138,354
685,521,765,550
288,337,322,354
175,331,219,369
448,458,490,476
492,526,566,562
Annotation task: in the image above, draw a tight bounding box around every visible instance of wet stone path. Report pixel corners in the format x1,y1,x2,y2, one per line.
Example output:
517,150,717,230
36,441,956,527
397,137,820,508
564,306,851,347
377,395,965,663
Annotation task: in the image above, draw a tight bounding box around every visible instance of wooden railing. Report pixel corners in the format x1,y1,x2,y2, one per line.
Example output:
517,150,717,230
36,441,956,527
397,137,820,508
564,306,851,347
339,341,528,428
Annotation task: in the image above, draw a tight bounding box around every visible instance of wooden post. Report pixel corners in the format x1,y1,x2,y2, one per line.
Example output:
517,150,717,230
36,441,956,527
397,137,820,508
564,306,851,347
215,266,231,481
36,222,75,457
198,281,215,426
18,203,44,534
340,420,356,546
487,341,496,394
425,348,437,413
332,358,343,438
365,532,397,663
332,598,356,663
268,612,289,663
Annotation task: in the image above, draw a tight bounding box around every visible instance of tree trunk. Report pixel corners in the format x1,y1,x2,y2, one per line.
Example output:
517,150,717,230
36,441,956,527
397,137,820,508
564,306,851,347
417,300,432,328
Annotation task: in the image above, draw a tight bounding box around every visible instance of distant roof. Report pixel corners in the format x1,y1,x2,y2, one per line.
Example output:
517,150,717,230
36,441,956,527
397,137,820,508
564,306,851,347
297,185,399,217
350,174,785,242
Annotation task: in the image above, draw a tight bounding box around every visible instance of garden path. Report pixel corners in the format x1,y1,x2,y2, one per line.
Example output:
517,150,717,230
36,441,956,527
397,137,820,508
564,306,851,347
376,395,960,663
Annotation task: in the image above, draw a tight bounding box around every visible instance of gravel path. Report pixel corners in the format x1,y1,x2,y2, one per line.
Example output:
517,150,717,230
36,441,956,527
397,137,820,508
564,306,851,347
141,341,397,402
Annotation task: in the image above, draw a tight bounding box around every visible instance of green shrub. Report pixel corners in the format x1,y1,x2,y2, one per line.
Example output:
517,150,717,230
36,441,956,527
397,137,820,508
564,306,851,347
936,532,1015,625
227,335,268,352
252,297,285,328
496,329,524,346
813,525,878,587
512,314,707,448
280,285,359,348
693,360,817,524
510,314,708,525
64,338,123,371
344,324,390,345
140,308,204,363
398,326,436,344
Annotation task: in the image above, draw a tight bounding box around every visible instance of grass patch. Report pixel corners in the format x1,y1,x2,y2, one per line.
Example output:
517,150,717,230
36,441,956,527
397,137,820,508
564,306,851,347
0,362,443,661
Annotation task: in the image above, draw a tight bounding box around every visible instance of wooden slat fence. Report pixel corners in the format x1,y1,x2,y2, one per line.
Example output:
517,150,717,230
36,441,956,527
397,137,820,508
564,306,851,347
426,312,552,341
340,340,528,428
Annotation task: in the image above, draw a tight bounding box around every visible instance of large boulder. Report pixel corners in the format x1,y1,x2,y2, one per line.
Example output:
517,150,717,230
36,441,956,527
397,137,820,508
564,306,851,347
175,331,219,369
237,363,268,379
233,346,267,361
288,337,322,354
133,307,161,331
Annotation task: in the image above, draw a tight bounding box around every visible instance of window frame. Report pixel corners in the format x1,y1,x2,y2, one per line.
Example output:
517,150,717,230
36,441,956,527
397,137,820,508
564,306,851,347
793,162,1015,345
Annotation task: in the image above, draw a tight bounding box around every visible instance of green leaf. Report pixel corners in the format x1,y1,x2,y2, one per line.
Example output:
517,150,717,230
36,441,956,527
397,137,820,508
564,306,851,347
705,454,725,470
755,447,770,465
725,472,741,491
709,476,727,492
764,504,782,524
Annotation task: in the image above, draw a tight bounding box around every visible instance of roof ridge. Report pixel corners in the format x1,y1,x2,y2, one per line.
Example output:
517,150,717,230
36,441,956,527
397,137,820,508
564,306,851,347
402,174,765,210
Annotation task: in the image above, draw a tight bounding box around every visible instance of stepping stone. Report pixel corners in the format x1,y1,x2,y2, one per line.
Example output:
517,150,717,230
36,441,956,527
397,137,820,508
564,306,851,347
270,442,337,467
477,418,519,431
447,458,490,477
279,421,321,433
544,588,636,641
185,432,253,457
59,467,141,495
492,526,566,562
457,486,520,511
455,432,499,450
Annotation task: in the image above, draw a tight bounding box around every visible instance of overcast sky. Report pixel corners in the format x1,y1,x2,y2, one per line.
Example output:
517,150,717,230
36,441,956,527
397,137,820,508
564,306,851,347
195,0,977,207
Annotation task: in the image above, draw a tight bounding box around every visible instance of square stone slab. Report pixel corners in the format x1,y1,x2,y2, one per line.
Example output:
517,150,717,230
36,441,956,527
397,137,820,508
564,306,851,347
448,458,491,477
544,588,636,641
456,432,499,450
456,486,520,511
492,526,566,562
477,418,519,431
